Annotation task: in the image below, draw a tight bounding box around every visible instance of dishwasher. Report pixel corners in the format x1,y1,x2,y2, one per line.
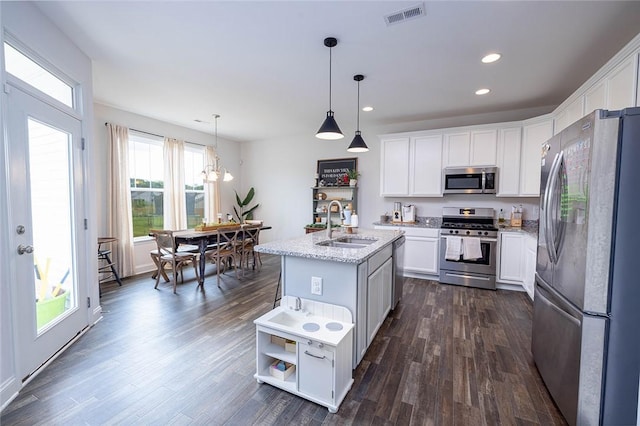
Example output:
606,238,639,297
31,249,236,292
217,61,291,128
392,236,405,309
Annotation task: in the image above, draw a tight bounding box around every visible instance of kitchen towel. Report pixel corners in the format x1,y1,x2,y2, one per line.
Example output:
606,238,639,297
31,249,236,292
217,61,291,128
445,236,462,260
462,237,482,260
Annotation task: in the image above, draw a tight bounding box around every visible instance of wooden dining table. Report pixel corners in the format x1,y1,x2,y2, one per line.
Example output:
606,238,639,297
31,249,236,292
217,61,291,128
173,225,271,287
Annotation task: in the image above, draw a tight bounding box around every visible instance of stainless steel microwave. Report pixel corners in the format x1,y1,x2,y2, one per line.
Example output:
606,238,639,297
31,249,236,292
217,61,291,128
442,166,497,194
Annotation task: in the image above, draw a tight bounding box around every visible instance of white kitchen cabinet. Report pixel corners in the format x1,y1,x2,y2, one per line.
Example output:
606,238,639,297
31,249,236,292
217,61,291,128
367,256,392,346
404,228,439,276
443,129,497,167
607,55,637,110
585,80,606,115
498,232,525,284
374,226,439,277
584,54,637,115
443,132,470,167
411,135,443,196
496,127,522,196
380,135,443,197
520,118,553,196
554,96,585,134
522,234,537,300
380,137,410,196
470,129,498,166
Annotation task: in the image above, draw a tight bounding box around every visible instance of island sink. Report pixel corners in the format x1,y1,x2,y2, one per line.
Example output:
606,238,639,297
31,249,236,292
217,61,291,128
335,237,377,245
315,237,378,249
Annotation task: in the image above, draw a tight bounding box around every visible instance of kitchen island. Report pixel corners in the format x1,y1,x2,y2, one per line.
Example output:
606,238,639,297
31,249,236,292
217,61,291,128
255,228,404,367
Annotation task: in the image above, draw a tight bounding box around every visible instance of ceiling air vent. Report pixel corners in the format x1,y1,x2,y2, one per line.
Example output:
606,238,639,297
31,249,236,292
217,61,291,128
384,4,426,26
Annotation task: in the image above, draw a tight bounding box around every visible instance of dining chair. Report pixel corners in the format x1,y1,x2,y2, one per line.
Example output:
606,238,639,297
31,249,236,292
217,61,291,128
239,223,262,274
150,230,199,294
205,226,242,287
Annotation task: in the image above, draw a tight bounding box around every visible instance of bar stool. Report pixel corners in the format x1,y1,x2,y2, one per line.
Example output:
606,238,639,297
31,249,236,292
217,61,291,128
98,237,123,294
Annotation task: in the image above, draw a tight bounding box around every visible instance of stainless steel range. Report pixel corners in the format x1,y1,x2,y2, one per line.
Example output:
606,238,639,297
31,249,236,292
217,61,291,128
439,207,498,290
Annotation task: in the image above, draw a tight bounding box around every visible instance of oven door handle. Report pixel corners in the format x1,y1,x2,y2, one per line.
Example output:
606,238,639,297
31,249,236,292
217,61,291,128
440,237,497,243
445,272,492,281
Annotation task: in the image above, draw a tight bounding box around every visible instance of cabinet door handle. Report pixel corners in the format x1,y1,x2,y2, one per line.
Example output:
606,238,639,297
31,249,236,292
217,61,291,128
304,350,326,360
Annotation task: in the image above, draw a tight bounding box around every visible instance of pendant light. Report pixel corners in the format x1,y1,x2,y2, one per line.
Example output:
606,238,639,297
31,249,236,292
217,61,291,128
316,37,344,140
347,74,369,152
201,114,233,183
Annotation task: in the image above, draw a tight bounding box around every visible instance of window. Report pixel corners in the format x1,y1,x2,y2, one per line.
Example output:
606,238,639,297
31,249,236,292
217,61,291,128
3,41,74,108
129,133,164,238
184,145,206,227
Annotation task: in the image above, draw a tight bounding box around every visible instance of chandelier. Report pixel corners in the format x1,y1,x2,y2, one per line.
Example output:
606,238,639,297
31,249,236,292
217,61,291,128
201,114,233,182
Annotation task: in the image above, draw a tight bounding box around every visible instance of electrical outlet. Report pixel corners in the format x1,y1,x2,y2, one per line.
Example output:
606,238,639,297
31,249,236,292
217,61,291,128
311,276,322,295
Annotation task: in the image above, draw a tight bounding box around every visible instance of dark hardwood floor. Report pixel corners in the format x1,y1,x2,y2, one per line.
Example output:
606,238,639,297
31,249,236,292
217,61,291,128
1,254,566,425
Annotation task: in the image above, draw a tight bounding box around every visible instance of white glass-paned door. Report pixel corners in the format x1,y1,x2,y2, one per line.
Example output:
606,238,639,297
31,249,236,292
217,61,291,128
6,86,87,380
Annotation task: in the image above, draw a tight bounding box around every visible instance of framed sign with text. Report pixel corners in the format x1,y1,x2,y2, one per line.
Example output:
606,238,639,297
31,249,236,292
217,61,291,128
317,158,357,186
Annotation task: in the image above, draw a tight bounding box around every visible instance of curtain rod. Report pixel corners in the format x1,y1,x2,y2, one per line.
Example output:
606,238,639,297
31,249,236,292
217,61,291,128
104,122,209,148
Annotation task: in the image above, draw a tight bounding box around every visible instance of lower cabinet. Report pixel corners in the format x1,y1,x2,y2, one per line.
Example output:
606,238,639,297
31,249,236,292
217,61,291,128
404,231,439,275
374,226,439,277
522,234,537,300
498,231,537,300
367,256,392,346
498,232,525,283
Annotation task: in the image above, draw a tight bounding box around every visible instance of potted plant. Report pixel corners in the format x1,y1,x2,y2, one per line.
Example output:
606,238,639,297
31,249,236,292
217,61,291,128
234,187,260,222
346,169,360,187
35,264,69,329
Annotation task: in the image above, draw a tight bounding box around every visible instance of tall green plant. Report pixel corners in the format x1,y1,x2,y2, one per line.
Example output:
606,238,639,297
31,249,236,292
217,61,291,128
234,187,260,222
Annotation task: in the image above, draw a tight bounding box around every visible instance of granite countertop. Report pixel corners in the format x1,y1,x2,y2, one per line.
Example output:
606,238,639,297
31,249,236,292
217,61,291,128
254,228,404,264
498,220,539,238
372,216,442,229
373,216,539,238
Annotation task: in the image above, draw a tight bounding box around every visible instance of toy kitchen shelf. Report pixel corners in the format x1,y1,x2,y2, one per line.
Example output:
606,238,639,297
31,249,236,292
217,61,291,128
312,186,357,225
254,296,354,413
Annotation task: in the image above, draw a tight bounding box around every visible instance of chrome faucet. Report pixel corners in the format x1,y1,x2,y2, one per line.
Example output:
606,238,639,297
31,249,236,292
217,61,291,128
326,200,343,238
294,297,302,311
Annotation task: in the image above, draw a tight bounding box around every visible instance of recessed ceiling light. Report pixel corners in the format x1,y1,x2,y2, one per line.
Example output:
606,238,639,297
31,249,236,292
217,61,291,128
475,88,490,95
481,53,501,63
362,106,374,112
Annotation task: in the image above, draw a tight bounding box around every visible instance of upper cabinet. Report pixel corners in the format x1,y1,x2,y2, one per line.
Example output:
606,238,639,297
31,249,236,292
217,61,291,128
521,117,554,196
443,129,497,167
380,137,410,196
411,135,443,196
554,97,584,135
496,127,522,197
556,52,639,134
380,135,443,197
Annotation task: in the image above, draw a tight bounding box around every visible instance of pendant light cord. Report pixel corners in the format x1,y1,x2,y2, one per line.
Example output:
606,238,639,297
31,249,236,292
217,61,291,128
328,46,332,110
356,79,360,130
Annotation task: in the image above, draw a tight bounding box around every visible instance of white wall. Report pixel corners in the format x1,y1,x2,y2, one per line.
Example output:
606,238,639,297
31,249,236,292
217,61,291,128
93,104,242,274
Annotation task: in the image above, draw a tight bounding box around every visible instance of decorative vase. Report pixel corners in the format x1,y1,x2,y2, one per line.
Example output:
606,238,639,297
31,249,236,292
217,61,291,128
349,179,357,187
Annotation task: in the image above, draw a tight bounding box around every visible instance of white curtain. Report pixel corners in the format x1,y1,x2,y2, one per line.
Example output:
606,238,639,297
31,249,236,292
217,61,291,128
163,137,187,230
106,123,135,277
205,146,220,223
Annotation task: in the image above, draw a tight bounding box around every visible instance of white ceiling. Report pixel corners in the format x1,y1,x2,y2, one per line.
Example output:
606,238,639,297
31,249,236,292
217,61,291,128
35,1,640,142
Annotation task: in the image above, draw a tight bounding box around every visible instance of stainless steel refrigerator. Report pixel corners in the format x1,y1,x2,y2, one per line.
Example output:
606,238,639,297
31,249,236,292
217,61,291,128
532,108,640,426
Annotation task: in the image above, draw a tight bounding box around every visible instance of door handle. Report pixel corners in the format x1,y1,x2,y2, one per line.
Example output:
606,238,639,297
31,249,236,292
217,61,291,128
544,151,563,263
17,244,34,255
304,350,327,360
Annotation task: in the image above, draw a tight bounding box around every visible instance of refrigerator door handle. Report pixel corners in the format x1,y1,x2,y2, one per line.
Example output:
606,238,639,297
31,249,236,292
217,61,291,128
544,151,563,263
